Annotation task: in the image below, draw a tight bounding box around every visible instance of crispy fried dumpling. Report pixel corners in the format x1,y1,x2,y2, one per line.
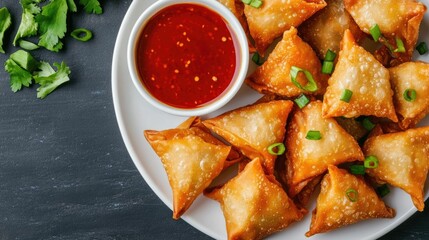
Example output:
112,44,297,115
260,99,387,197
322,30,398,122
363,126,429,211
203,100,294,174
344,0,426,67
205,158,305,240
299,0,364,59
144,123,234,219
389,62,429,129
244,0,327,55
285,101,364,197
306,165,395,237
246,27,327,98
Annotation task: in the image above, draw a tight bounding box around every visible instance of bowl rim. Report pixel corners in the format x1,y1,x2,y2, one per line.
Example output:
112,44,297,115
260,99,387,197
127,0,249,117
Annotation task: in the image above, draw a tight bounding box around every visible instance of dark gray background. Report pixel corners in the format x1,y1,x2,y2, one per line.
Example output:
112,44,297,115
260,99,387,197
0,0,427,239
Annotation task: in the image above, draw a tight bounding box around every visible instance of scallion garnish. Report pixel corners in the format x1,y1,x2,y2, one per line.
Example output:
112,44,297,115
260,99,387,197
290,66,318,92
267,143,285,155
340,89,353,103
324,49,336,62
370,24,381,42
252,52,264,66
322,61,334,74
250,0,263,8
18,40,39,51
416,42,428,55
71,28,93,42
242,0,263,8
346,188,358,202
364,155,379,169
306,130,322,140
394,37,405,53
403,89,417,102
362,117,375,131
349,165,365,175
294,94,310,109
376,184,390,197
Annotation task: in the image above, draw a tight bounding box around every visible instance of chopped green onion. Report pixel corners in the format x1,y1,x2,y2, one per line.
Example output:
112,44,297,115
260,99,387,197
71,28,93,42
242,0,252,4
364,155,379,169
250,0,263,8
322,61,334,74
324,49,336,62
306,130,322,140
349,165,365,175
370,24,381,42
294,94,310,109
346,188,358,202
267,143,285,155
376,184,390,197
416,42,428,55
394,37,405,53
340,89,353,103
290,66,318,92
252,52,264,66
403,89,417,102
362,117,375,131
18,40,39,51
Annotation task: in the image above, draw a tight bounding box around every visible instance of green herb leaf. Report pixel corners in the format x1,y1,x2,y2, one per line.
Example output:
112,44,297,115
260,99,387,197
5,58,33,92
79,0,103,14
36,0,69,52
13,0,41,46
0,7,12,53
34,61,71,99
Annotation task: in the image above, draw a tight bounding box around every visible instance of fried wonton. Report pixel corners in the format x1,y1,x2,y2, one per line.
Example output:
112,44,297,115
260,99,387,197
246,27,328,98
344,0,426,67
205,158,305,240
322,30,398,122
363,126,429,211
244,0,327,55
203,100,294,174
285,101,364,197
306,165,395,237
299,0,364,59
144,122,237,219
389,62,429,129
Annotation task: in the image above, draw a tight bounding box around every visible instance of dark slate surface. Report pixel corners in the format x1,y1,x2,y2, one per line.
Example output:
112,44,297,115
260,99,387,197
0,0,427,239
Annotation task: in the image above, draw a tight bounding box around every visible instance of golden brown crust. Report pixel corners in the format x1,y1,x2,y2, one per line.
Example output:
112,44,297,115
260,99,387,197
285,101,364,197
306,165,395,237
322,30,398,122
363,126,429,211
244,0,327,55
203,100,294,174
205,159,305,240
246,27,328,98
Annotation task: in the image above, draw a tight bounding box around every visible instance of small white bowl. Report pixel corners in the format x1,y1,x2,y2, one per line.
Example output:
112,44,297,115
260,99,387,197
127,0,249,117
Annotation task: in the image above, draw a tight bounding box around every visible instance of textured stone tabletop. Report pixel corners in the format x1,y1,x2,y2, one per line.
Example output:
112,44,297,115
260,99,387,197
0,0,428,239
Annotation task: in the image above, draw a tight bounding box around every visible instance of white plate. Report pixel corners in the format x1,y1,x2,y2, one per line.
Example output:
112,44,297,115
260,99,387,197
112,1,429,239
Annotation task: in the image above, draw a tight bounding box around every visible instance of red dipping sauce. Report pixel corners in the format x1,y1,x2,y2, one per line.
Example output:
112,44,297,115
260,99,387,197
135,3,237,109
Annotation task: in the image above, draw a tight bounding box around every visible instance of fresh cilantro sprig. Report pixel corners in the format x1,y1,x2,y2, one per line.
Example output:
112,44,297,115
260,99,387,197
13,0,41,46
4,50,71,98
0,7,12,53
79,0,102,14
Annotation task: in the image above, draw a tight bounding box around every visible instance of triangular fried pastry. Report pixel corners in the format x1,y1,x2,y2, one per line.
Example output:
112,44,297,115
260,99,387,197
344,0,426,67
286,101,364,197
322,30,398,122
363,126,429,211
144,124,235,219
306,165,395,237
203,100,294,174
205,158,305,240
299,0,364,59
246,27,327,98
244,0,326,55
389,62,429,129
